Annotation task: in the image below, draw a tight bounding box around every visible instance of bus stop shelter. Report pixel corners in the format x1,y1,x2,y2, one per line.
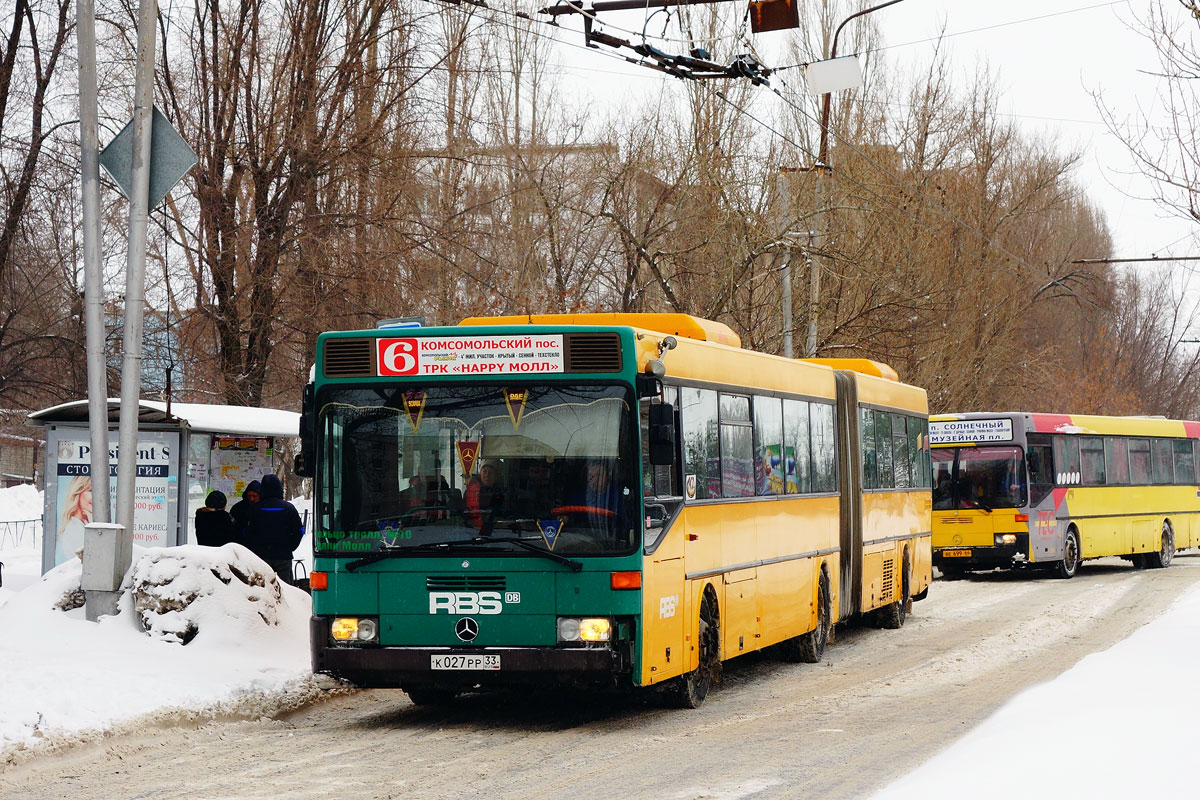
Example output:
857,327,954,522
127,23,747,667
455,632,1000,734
27,399,299,574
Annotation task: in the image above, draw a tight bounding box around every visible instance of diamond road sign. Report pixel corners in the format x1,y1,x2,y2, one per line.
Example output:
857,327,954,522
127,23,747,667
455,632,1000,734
99,105,198,209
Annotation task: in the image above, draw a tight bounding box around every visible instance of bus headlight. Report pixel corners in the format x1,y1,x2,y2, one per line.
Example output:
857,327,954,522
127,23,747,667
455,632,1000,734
557,617,612,643
331,617,379,643
995,534,1017,546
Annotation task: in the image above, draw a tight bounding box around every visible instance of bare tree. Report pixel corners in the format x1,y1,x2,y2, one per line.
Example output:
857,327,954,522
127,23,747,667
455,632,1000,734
0,0,79,408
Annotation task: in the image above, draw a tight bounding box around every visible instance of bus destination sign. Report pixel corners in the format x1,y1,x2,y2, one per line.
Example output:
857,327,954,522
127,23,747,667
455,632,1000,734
929,418,1013,445
377,335,565,377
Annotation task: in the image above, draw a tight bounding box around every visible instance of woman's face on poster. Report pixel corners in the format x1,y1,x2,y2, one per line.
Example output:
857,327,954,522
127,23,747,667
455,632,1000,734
79,488,93,520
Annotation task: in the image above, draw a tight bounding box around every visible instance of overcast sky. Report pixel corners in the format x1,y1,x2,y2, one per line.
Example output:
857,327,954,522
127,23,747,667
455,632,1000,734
532,1,1195,264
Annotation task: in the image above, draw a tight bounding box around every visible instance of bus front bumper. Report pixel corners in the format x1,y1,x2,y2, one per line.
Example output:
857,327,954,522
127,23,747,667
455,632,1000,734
934,535,1030,571
311,618,626,689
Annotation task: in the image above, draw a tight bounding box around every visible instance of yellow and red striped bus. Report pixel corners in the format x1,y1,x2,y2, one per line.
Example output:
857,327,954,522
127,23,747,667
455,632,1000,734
930,411,1200,578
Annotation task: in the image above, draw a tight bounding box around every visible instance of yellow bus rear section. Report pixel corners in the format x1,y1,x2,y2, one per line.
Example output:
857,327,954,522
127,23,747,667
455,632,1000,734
640,495,841,685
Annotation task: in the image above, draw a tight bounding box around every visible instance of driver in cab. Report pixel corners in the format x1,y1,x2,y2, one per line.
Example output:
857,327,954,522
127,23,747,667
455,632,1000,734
465,459,505,533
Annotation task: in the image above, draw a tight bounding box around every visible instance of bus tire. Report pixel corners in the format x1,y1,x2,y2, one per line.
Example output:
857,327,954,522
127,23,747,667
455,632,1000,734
405,686,458,706
674,589,720,709
784,568,831,664
878,551,911,630
1055,528,1081,579
1145,523,1175,569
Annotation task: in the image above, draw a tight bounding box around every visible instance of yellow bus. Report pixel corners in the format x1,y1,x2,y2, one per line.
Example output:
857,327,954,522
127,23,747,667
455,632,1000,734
305,313,932,707
930,411,1200,578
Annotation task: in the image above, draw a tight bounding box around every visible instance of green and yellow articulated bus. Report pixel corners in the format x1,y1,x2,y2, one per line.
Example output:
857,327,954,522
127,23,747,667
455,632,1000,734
931,411,1200,578
300,314,932,706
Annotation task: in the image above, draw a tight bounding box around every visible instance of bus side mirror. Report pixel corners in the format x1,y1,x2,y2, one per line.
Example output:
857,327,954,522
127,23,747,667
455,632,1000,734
649,402,676,466
295,383,315,478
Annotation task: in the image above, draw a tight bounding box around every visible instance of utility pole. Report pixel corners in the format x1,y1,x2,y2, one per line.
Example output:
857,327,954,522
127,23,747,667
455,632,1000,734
113,0,158,593
776,170,795,359
78,0,109,524
810,0,907,357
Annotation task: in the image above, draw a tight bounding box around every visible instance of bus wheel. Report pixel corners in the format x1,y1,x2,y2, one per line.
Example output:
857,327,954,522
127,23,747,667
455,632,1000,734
879,551,911,629
1145,523,1175,569
1055,528,1080,579
783,568,831,663
405,686,458,706
674,591,720,709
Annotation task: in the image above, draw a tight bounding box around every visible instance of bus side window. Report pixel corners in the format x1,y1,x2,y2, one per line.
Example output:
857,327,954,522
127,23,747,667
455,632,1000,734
1080,437,1106,485
873,410,893,490
1027,437,1054,507
1053,436,1081,485
682,387,719,499
891,414,911,489
642,385,680,498
783,399,811,494
861,408,877,490
811,403,837,492
1129,439,1151,483
1172,439,1194,485
1152,439,1174,484
1104,438,1129,485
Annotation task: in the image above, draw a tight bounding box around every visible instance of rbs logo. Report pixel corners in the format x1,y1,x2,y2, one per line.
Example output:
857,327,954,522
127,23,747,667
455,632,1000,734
378,338,419,375
429,591,503,615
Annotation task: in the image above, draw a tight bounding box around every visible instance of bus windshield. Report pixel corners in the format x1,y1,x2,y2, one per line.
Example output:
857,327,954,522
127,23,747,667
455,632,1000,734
316,384,638,556
932,446,1026,510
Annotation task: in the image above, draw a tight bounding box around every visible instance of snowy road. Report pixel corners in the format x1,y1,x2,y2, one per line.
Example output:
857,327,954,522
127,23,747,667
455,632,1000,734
4,554,1200,800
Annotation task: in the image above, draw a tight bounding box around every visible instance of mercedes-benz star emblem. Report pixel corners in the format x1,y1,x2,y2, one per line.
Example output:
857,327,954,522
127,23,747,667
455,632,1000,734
454,617,479,642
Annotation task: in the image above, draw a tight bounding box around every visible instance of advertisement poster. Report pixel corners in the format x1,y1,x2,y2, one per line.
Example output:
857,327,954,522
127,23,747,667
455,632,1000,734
756,444,786,495
49,433,176,566
209,437,274,501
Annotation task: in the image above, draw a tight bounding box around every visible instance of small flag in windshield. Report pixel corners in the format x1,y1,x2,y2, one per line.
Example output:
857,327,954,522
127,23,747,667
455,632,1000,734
504,388,529,429
538,518,564,550
457,441,480,477
403,392,426,433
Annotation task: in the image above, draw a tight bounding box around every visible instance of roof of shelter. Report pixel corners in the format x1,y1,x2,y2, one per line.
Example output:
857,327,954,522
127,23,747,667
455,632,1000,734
25,399,299,438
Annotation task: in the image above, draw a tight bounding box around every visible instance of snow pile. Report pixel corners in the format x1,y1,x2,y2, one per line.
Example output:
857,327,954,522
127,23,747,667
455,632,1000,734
127,544,285,644
874,582,1200,800
0,484,44,607
0,541,319,758
0,483,42,522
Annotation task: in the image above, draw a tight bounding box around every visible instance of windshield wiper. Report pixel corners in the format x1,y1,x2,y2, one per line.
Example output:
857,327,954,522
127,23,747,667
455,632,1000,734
450,536,584,572
345,537,583,572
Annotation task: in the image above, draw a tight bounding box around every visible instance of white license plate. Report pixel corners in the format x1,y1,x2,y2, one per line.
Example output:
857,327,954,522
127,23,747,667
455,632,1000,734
430,654,501,671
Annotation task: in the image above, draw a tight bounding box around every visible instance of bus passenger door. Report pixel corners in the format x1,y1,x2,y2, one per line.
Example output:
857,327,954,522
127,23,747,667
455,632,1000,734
641,539,686,685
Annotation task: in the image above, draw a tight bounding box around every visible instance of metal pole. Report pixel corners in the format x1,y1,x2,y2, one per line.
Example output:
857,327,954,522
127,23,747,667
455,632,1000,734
782,251,793,359
810,0,907,358
115,0,158,559
78,0,110,524
776,171,794,359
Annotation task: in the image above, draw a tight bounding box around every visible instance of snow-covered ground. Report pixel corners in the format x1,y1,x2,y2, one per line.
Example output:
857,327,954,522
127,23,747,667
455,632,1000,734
4,482,1200,800
872,578,1200,799
0,484,322,757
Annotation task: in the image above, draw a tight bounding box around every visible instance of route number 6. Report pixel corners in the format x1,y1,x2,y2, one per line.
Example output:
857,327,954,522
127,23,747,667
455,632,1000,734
379,338,419,375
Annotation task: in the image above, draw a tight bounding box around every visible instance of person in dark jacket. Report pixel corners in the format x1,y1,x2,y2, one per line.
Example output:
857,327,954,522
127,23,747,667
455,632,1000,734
243,474,304,584
228,480,261,537
195,491,236,547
